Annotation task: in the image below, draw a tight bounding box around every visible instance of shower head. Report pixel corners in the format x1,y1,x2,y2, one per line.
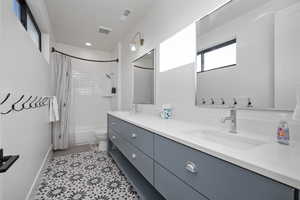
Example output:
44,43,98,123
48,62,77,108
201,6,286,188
105,73,111,79
105,73,115,79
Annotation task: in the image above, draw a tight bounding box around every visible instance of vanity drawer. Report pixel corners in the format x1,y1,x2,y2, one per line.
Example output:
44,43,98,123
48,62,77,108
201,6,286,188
154,163,208,200
108,115,127,133
123,138,154,185
108,115,133,134
108,129,123,150
123,124,154,158
108,115,154,158
109,128,154,185
154,135,295,200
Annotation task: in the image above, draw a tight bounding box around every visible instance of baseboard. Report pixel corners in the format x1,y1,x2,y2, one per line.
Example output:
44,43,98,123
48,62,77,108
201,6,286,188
25,145,53,200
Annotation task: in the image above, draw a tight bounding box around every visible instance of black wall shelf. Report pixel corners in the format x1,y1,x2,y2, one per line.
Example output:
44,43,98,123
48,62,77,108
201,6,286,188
0,149,19,173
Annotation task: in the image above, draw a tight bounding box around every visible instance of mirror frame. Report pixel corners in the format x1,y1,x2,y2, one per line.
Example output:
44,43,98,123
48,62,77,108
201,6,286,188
194,0,293,112
131,49,156,105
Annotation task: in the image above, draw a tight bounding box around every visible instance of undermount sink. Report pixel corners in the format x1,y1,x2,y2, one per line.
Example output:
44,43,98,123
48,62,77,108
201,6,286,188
186,129,266,150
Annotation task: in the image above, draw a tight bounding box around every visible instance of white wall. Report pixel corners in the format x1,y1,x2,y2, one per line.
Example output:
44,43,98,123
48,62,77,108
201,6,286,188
119,0,300,143
55,43,117,145
0,1,52,200
0,0,3,198
275,2,300,110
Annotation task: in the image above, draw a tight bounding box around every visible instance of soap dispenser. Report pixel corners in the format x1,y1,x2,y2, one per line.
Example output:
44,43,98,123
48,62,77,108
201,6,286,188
277,117,290,145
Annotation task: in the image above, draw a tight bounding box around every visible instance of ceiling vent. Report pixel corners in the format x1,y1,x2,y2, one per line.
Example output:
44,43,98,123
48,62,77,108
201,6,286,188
98,26,112,35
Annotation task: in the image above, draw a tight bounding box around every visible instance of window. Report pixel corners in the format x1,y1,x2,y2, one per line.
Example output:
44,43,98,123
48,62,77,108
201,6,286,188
160,23,196,72
13,0,42,51
197,39,236,72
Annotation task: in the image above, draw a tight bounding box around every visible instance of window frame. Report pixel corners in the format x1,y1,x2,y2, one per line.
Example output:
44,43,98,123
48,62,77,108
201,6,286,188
17,0,42,52
197,39,237,73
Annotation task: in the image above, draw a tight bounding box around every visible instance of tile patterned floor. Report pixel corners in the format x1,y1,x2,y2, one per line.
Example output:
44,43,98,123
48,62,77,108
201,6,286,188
33,151,139,200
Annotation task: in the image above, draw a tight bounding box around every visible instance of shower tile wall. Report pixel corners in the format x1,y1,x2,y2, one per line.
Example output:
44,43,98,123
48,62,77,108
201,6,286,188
56,43,117,145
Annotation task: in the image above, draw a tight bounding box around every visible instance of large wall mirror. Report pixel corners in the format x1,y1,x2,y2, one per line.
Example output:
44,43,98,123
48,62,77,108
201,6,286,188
195,0,300,111
132,49,155,104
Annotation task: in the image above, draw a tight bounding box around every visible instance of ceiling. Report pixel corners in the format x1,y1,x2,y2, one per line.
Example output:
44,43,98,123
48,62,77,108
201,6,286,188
197,0,272,35
45,0,153,52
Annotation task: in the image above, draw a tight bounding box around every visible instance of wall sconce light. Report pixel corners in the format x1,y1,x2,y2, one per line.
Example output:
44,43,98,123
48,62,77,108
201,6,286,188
129,32,144,52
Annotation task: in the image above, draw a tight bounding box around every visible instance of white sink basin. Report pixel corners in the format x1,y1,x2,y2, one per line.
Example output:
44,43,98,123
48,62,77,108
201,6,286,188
186,129,266,150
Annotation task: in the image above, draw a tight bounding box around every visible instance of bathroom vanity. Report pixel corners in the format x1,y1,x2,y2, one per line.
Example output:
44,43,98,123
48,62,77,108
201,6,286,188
107,112,300,200
107,0,300,199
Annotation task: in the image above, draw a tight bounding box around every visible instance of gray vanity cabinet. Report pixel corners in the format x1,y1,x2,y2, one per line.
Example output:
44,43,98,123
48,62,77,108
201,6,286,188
108,115,297,200
154,135,295,200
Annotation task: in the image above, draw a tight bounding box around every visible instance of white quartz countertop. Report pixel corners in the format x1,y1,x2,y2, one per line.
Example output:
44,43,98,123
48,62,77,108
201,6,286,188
108,111,300,189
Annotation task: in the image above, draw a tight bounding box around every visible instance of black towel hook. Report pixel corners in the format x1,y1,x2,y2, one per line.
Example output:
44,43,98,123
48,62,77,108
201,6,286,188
38,97,44,107
40,97,49,106
12,95,26,112
34,97,43,108
28,96,38,109
18,96,32,111
0,93,11,105
221,98,225,105
1,95,25,115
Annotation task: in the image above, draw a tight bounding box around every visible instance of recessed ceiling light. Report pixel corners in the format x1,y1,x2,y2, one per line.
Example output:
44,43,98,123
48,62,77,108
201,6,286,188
85,42,92,46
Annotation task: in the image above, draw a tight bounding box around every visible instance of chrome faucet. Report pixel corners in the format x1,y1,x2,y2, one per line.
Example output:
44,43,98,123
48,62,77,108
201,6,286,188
221,108,237,133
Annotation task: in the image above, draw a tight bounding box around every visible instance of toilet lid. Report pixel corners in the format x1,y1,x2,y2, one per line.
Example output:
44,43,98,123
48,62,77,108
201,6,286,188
95,128,107,135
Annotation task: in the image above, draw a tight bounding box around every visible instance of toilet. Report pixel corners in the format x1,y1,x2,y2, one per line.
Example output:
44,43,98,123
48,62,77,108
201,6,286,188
93,128,108,152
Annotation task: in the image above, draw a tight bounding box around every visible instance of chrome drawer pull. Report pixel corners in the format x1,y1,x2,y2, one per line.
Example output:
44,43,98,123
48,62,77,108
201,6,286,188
185,161,198,174
131,133,137,138
111,122,116,125
132,153,136,159
112,135,116,140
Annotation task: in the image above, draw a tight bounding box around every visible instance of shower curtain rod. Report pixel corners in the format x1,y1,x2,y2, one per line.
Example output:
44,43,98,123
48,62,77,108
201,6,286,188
51,47,119,63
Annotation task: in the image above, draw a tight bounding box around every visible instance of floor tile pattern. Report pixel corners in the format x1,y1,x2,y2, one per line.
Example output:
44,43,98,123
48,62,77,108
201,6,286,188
34,151,139,200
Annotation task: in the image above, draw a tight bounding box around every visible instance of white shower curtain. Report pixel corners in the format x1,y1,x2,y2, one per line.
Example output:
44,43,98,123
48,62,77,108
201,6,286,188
52,53,73,150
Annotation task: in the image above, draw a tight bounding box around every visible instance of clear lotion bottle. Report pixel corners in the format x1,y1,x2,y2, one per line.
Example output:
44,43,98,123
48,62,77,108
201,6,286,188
277,120,290,145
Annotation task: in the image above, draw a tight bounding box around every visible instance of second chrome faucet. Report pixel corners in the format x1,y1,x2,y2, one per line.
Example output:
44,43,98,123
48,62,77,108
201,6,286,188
221,109,237,133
